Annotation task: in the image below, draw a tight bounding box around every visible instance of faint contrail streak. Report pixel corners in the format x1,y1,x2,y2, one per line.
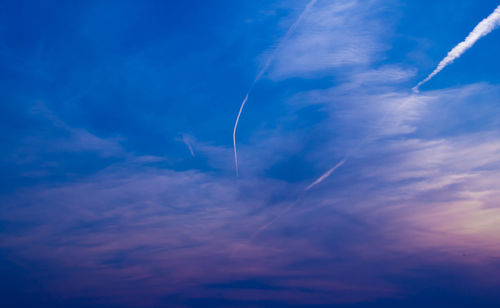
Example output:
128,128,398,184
182,135,196,157
186,142,195,158
248,158,346,240
305,159,347,191
242,158,345,244
413,5,500,92
233,0,318,175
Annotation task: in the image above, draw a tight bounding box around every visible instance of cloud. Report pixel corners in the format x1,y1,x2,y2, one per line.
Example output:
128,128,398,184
4,89,500,304
360,133,500,260
0,165,400,306
3,1,500,306
29,101,124,158
269,0,393,79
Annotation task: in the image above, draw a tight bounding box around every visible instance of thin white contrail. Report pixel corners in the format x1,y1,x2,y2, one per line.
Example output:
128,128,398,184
248,158,345,241
233,0,318,175
185,141,195,158
233,93,249,176
181,135,196,157
247,106,400,239
413,5,500,92
305,159,347,191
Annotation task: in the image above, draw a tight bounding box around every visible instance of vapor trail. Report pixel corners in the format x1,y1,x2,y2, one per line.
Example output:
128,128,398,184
413,5,500,92
233,0,317,175
248,158,346,241
305,159,346,191
185,141,195,158
233,94,249,176
182,135,196,157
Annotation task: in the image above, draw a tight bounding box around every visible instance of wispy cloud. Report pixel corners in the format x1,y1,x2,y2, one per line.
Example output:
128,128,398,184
269,0,392,79
29,101,124,157
3,1,500,306
0,165,398,305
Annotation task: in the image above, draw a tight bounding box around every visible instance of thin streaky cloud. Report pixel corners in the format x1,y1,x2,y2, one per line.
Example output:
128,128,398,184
413,5,500,92
233,0,317,176
254,0,318,81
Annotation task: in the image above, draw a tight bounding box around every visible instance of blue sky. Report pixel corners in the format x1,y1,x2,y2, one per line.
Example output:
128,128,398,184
2,0,500,307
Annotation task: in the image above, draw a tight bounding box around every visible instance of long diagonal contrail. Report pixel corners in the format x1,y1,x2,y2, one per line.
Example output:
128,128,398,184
305,159,347,191
413,4,500,92
248,158,346,241
246,110,397,240
233,0,318,175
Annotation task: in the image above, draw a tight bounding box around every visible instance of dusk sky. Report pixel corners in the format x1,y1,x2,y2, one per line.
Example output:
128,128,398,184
2,1,500,307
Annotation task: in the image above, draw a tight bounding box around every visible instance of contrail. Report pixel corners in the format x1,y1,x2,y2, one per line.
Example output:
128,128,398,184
236,158,345,248
185,142,195,158
182,135,196,157
247,116,390,239
305,159,347,191
413,5,500,92
233,93,249,176
247,158,346,241
233,0,318,175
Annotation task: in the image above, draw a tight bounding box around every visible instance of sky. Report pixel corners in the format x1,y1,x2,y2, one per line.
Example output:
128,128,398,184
1,0,500,307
